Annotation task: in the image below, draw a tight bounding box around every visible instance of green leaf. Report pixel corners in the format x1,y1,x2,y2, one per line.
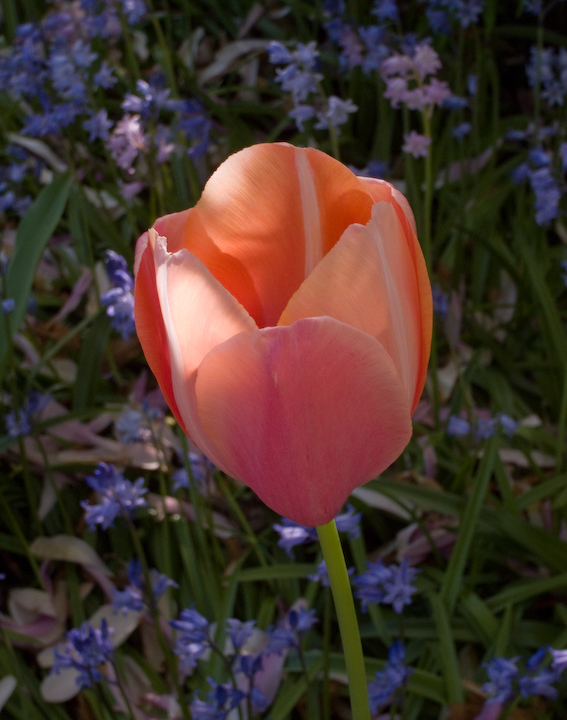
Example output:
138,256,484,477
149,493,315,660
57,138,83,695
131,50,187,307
235,563,318,582
72,312,111,411
0,174,71,376
429,592,464,704
440,435,498,612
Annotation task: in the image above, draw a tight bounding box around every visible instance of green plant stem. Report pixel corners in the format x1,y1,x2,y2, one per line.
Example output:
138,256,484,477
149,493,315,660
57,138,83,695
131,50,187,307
316,520,370,720
421,111,433,273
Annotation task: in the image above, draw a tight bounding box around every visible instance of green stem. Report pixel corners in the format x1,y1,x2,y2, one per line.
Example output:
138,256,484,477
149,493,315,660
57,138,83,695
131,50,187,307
316,520,370,720
421,110,433,273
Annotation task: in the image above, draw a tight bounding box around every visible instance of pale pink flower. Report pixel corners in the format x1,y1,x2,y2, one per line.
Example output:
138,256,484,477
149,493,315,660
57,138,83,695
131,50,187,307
402,131,432,158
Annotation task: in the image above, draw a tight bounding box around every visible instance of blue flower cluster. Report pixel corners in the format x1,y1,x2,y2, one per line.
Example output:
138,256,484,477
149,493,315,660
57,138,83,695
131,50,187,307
511,147,563,227
171,606,318,717
273,504,361,557
446,413,518,440
81,462,148,530
100,250,136,339
0,3,211,207
367,640,412,712
112,559,178,613
354,557,419,613
267,40,357,133
52,618,114,690
420,0,484,34
526,45,567,107
171,451,216,493
479,647,567,714
3,391,50,438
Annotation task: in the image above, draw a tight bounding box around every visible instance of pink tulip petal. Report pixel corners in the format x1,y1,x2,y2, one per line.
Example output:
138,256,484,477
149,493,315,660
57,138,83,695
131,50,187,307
195,317,412,526
135,230,185,434
359,177,432,403
279,201,421,408
180,144,374,327
153,230,257,472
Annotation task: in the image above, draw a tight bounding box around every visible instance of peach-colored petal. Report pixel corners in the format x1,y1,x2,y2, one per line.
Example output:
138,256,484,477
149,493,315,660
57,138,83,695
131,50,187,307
359,177,432,405
279,202,421,407
134,230,186,434
180,144,374,327
153,230,257,473
194,317,412,526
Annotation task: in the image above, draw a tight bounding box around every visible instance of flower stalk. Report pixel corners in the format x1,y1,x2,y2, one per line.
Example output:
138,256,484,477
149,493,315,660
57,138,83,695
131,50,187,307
317,519,370,720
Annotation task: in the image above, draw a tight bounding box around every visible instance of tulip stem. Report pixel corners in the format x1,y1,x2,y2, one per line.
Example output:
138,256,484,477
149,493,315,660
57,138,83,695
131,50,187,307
316,520,370,720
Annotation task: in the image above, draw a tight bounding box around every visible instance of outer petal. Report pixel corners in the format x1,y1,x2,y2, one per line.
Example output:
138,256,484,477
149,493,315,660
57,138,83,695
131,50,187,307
134,229,185,433
179,144,374,327
194,317,412,526
279,202,421,409
152,230,258,475
359,177,432,406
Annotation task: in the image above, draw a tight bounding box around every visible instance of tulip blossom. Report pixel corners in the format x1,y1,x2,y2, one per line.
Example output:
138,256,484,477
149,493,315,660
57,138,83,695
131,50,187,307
134,143,432,526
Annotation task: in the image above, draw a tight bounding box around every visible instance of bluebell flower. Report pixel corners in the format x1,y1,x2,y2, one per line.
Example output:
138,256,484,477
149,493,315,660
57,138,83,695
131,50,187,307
510,162,530,184
367,640,412,712
371,0,399,22
236,652,264,679
100,251,135,339
267,41,294,65
172,451,215,493
530,166,561,226
171,608,213,674
455,0,484,28
497,414,518,437
273,518,318,556
381,558,419,614
523,0,542,13
189,696,226,720
120,0,147,24
4,391,49,438
506,129,527,142
475,417,496,440
528,147,550,168
267,607,318,654
52,619,114,689
177,99,212,160
431,283,448,318
315,96,358,133
443,95,468,110
1,298,15,314
206,678,245,711
115,409,149,443
335,504,362,538
113,558,177,613
550,648,567,673
250,686,270,712
93,61,117,89
112,584,144,613
452,122,471,141
355,558,419,613
83,109,113,142
482,656,519,704
426,8,451,34
81,462,148,530
446,415,471,437
226,618,256,650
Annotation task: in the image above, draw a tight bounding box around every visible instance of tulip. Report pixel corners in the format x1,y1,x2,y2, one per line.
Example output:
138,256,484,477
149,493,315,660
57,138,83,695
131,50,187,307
134,143,432,527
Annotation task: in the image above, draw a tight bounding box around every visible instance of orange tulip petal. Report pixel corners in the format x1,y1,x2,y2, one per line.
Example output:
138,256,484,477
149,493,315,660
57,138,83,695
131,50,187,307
181,144,374,327
152,230,258,473
134,230,186,434
279,201,421,408
195,317,412,526
359,178,432,407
